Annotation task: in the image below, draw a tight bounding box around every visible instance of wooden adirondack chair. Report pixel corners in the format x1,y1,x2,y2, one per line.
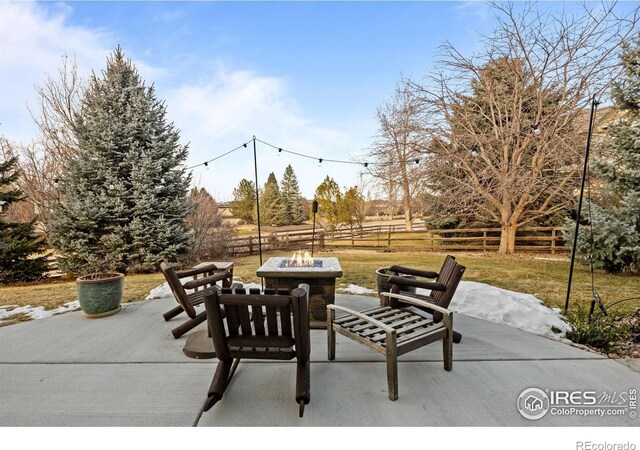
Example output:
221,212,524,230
159,261,232,339
386,255,464,343
328,259,466,401
202,284,311,417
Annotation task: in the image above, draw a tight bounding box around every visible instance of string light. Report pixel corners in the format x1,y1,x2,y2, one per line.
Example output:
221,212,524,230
185,136,427,170
186,140,252,170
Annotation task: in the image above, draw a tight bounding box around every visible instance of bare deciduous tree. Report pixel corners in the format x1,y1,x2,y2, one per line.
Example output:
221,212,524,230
185,188,235,263
7,55,84,223
409,2,639,253
366,83,428,230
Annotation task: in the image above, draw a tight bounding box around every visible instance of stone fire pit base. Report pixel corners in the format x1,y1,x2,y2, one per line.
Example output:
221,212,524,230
263,277,336,328
256,257,343,329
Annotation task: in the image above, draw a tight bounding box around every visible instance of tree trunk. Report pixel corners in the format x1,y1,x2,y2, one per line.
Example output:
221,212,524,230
498,223,517,254
404,204,413,231
402,187,413,231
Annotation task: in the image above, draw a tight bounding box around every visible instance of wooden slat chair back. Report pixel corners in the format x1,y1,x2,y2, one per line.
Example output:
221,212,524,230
202,284,311,417
328,260,466,401
159,260,232,339
388,255,464,342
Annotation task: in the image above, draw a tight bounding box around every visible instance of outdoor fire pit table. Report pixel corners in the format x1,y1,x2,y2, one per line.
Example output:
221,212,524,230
256,256,343,329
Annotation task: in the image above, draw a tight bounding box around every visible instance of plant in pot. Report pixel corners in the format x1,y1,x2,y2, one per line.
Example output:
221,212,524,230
76,260,124,318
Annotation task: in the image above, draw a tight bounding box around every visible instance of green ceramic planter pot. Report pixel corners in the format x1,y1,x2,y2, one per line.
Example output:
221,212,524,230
76,272,124,318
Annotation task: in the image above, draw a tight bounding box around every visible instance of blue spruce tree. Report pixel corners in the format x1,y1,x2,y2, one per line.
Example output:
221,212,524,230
48,47,191,274
570,37,640,273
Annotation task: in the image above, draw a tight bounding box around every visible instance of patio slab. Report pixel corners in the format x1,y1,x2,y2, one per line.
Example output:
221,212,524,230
0,293,637,426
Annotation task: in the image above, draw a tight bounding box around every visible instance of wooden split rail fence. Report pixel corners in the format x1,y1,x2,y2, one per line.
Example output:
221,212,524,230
227,225,567,256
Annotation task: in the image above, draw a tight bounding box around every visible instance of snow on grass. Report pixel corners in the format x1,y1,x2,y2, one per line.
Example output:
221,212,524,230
337,284,377,295
0,301,80,323
143,278,571,340
424,281,571,340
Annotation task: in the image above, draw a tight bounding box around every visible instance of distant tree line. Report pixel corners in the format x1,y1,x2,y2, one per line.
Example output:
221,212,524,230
231,164,306,226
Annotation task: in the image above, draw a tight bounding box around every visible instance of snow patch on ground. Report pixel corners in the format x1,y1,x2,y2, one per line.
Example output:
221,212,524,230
138,278,575,341
337,284,377,295
0,301,80,323
1,276,570,341
145,282,173,300
433,280,571,340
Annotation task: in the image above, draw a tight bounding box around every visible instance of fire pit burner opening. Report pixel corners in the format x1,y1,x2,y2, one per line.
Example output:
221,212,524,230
279,251,323,268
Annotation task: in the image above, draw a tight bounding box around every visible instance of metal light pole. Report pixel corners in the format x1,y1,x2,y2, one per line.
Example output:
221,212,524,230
565,95,599,313
311,200,318,257
252,136,263,267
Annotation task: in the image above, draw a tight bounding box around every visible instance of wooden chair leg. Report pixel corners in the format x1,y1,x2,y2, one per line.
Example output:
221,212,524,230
299,400,305,418
444,317,454,371
171,310,207,338
163,305,184,321
386,331,398,401
327,307,336,361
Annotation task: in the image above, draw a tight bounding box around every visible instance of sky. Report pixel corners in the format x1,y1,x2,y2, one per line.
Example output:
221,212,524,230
0,0,625,201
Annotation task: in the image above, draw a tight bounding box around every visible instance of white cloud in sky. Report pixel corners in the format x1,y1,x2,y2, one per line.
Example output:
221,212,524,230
0,1,109,141
1,1,374,200
166,66,370,199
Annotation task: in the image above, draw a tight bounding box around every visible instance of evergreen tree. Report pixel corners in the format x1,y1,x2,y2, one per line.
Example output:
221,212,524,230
312,176,342,232
280,164,306,225
0,155,48,282
256,172,286,226
48,47,191,274
231,178,256,224
570,37,640,273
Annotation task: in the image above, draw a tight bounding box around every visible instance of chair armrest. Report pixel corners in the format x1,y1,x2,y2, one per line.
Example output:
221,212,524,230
388,276,446,291
183,270,231,290
327,305,395,333
175,263,219,278
380,292,453,316
389,265,438,279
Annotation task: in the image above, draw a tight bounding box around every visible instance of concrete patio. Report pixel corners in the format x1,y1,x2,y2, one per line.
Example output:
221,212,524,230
0,293,638,427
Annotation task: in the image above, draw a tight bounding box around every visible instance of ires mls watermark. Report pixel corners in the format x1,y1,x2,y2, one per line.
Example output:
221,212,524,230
517,387,637,420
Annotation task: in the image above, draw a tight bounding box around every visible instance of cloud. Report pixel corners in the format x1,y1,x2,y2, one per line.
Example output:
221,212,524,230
166,65,370,200
0,1,164,142
0,2,105,140
0,1,373,200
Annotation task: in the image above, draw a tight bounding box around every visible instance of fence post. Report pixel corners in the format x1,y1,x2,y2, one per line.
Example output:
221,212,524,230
285,233,290,250
387,226,392,250
319,231,325,250
483,231,487,251
248,236,253,256
551,228,556,255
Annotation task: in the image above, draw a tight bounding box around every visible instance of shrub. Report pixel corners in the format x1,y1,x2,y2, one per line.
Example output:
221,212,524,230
565,305,626,353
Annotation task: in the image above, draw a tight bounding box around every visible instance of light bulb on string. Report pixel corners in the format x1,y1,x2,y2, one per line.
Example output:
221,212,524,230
278,148,282,157
53,178,59,189
204,161,209,170
318,158,323,167
415,159,420,164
